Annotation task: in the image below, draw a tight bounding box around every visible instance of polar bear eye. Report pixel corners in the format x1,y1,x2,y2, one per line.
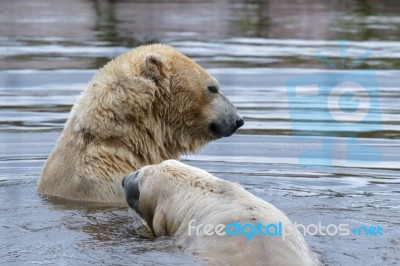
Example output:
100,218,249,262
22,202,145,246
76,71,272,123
207,85,219,93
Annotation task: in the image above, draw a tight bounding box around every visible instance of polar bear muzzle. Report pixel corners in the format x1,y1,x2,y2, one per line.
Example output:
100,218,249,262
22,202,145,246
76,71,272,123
122,171,141,214
209,94,244,138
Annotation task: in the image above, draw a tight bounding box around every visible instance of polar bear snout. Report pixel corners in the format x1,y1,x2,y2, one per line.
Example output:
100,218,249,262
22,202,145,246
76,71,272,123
209,115,244,138
121,171,138,188
236,117,244,128
122,171,141,213
210,94,244,138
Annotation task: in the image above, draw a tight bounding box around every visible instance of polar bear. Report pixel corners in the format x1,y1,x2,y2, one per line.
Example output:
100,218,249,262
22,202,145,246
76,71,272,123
122,160,320,266
37,44,243,204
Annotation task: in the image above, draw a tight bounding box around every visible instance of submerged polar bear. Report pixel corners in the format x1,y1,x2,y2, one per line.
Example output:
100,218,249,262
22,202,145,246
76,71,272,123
123,160,319,266
37,44,243,204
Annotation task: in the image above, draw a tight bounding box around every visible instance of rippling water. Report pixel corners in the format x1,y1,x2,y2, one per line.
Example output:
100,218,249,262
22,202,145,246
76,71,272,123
1,0,400,265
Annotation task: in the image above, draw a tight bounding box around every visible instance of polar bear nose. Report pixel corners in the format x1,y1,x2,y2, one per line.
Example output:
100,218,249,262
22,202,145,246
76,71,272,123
236,118,244,128
123,171,141,212
122,170,139,188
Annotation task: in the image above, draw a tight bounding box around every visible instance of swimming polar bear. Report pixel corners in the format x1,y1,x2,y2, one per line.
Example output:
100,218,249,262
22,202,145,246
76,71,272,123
38,44,243,203
122,160,320,266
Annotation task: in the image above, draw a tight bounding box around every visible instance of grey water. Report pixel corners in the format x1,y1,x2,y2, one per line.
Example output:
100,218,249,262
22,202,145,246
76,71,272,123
0,0,399,265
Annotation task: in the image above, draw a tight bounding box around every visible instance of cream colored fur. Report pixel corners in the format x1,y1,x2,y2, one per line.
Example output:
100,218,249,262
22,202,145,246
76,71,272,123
38,44,239,204
130,160,320,266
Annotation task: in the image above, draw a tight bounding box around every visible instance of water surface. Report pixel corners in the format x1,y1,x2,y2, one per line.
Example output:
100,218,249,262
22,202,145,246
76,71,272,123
1,0,400,265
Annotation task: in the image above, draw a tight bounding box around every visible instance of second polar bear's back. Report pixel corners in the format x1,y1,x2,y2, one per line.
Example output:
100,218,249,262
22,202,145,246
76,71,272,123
139,160,319,266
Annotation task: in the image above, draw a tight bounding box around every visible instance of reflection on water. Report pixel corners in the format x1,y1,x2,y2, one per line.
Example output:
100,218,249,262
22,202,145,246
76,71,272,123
1,0,400,265
1,0,400,69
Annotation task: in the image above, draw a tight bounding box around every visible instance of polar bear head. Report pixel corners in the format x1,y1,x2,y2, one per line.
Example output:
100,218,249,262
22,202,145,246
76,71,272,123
122,160,229,235
75,44,244,152
135,45,244,140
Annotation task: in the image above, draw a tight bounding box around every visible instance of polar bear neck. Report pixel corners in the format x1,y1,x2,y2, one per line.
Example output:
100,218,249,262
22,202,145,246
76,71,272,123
44,83,206,203
38,45,213,203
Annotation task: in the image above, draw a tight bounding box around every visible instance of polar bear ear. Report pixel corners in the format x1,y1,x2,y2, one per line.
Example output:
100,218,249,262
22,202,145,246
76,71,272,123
142,53,169,87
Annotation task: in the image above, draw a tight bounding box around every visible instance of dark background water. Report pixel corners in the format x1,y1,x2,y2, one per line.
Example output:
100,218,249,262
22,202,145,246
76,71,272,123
2,0,400,70
0,0,399,265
